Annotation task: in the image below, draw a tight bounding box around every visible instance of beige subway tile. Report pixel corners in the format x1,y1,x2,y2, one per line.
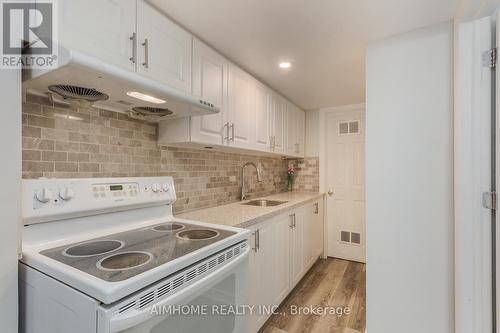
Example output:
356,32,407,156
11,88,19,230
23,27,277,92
27,115,55,128
68,152,90,162
22,126,42,138
79,163,99,172
119,129,134,138
42,151,67,161
23,161,54,172
80,143,100,153
55,141,80,152
55,162,78,172
90,154,109,163
22,150,41,161
42,128,69,141
109,119,128,129
22,138,55,150
23,103,42,115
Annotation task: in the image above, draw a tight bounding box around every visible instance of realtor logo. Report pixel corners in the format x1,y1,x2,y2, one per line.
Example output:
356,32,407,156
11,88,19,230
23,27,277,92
1,0,57,69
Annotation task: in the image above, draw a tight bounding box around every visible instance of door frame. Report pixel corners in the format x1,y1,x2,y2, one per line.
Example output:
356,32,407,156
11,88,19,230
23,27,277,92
454,14,495,333
319,103,366,261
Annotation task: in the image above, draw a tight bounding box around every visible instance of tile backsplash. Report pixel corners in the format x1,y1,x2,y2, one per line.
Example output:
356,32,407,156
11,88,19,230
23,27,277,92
291,157,320,192
21,95,291,213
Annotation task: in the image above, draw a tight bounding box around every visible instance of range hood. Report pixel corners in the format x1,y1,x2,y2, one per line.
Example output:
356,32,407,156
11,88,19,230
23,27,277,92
22,47,220,120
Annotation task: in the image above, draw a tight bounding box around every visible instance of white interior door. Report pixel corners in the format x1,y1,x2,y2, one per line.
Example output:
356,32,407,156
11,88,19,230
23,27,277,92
326,108,365,262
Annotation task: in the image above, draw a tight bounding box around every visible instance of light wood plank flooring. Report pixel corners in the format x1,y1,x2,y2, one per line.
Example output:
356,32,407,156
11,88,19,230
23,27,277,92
260,258,366,333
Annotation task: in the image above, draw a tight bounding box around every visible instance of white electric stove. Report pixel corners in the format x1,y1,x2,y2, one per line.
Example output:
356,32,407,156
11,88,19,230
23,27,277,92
19,177,250,333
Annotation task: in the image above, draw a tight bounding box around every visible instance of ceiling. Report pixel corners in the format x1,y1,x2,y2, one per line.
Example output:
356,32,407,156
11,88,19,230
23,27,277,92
150,0,461,110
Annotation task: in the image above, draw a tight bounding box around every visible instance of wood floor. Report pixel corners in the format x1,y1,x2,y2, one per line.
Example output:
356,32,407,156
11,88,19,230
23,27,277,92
260,258,366,333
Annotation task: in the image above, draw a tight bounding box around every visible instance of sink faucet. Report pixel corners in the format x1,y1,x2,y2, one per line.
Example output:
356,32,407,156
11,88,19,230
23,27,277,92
240,162,262,200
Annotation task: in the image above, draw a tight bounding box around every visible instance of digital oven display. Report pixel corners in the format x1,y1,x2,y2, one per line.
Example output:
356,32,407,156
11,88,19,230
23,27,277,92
109,185,123,191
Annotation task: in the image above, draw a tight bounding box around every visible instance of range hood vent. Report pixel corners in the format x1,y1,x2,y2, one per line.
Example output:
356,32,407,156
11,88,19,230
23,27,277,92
132,106,173,117
48,84,109,102
22,47,220,121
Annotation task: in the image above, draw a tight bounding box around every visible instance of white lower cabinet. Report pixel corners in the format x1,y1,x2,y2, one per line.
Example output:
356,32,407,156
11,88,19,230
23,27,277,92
248,200,324,332
290,208,305,286
248,220,275,333
272,214,291,305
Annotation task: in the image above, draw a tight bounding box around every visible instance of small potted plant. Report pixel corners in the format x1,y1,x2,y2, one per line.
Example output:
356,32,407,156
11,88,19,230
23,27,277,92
287,165,295,192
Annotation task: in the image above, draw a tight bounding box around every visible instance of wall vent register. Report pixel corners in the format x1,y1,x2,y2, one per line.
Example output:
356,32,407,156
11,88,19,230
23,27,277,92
338,121,360,135
340,231,361,245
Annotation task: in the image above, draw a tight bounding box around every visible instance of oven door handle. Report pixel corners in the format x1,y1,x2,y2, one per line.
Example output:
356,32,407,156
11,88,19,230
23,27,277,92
108,246,250,333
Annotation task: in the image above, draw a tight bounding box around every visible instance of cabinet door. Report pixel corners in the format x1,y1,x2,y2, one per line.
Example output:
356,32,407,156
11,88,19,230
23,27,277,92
248,222,274,333
58,0,136,71
314,200,325,258
254,84,271,151
137,0,192,93
290,209,305,286
286,102,297,155
271,94,286,154
191,39,228,145
228,64,254,147
273,214,291,305
304,202,317,269
296,109,305,157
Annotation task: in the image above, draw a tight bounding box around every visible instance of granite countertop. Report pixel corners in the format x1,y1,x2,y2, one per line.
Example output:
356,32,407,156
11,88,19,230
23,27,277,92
177,192,325,229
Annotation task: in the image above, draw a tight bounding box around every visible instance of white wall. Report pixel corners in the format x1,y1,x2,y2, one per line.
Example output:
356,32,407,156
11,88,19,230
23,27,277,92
305,110,319,157
456,0,500,21
366,22,454,333
0,70,21,332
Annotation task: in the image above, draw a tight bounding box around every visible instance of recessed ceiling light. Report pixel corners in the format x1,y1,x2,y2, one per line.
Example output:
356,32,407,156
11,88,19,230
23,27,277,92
126,91,166,104
279,62,291,69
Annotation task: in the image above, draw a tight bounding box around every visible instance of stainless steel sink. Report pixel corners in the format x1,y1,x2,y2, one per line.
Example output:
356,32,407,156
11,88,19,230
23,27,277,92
242,200,288,207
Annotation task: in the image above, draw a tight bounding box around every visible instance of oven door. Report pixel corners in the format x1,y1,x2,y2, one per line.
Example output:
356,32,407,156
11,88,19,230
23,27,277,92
99,245,249,333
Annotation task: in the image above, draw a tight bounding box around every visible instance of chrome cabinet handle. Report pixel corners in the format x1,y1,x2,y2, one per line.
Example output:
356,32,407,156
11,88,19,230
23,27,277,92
129,33,137,64
256,229,260,251
223,122,229,142
252,230,258,252
269,136,273,149
230,123,235,142
293,214,296,228
289,214,294,228
142,38,149,68
314,203,319,214
327,190,334,197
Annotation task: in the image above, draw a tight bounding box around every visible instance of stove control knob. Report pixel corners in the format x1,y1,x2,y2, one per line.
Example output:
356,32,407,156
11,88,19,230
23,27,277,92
59,187,75,201
151,183,161,193
162,183,170,192
35,188,53,203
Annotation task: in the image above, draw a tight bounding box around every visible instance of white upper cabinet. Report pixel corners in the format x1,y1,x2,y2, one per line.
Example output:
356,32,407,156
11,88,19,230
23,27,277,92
286,103,305,158
286,102,297,155
58,0,137,71
191,39,228,145
254,83,271,151
296,108,305,157
270,93,286,154
137,1,192,93
227,64,254,147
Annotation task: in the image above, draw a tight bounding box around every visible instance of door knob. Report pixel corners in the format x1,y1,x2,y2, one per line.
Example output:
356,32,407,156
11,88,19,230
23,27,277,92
327,190,333,197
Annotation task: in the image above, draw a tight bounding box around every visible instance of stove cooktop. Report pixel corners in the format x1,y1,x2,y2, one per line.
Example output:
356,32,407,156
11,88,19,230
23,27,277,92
41,221,236,282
